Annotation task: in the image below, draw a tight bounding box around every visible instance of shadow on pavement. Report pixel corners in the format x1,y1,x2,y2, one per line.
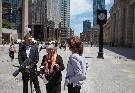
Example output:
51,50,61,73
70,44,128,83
104,47,135,60
85,57,93,58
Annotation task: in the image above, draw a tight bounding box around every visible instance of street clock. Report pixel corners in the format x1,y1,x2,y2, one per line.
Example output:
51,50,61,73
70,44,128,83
96,8,107,25
98,13,106,21
96,7,107,59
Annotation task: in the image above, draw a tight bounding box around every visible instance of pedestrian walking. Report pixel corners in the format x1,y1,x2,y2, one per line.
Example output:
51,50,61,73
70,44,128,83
90,42,93,47
65,36,88,93
9,44,16,61
40,44,65,93
18,34,41,93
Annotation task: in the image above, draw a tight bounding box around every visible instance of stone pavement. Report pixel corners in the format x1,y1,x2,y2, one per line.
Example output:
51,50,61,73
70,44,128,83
0,46,135,93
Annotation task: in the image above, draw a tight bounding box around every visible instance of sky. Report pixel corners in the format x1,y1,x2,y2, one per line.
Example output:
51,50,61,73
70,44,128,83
70,0,114,36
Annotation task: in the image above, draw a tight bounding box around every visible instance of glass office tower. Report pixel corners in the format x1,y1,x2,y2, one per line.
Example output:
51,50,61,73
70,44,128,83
83,20,91,32
93,0,105,26
2,0,22,29
61,0,70,40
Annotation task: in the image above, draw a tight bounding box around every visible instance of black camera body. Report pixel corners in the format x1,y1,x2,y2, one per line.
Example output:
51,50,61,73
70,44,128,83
13,58,32,77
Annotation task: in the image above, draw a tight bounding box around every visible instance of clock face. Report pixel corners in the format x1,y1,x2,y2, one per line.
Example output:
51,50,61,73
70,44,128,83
98,13,106,20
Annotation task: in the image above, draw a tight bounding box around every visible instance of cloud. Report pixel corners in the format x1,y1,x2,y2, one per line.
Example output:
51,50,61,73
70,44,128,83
72,14,93,22
70,0,92,19
71,23,84,36
70,0,93,36
70,13,93,36
70,0,114,36
105,1,114,18
105,0,114,5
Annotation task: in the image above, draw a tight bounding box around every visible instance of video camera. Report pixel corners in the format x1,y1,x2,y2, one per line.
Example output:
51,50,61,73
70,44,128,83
12,58,32,77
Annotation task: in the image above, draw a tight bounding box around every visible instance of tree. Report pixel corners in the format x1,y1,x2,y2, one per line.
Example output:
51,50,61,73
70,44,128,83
2,19,11,29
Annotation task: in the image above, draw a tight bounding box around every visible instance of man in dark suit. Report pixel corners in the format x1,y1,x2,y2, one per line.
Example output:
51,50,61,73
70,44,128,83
18,34,41,93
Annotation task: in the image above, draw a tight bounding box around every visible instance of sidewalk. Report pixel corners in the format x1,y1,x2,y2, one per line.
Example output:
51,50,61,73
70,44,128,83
80,47,135,93
104,47,135,60
0,47,135,93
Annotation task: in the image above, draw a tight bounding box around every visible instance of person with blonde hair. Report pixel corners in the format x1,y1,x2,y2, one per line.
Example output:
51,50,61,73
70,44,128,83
65,36,88,93
40,44,65,93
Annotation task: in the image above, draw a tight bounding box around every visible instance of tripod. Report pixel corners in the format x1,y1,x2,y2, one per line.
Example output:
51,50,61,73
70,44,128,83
19,69,40,93
13,65,41,93
29,68,38,93
29,72,33,93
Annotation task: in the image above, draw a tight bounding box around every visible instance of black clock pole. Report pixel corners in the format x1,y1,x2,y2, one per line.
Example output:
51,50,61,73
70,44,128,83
96,6,107,59
97,23,104,58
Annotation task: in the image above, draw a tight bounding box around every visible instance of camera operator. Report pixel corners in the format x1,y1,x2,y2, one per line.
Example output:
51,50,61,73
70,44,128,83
18,34,41,93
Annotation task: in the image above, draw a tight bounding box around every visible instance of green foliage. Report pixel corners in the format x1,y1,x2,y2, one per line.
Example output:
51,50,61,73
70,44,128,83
48,37,52,42
2,19,11,29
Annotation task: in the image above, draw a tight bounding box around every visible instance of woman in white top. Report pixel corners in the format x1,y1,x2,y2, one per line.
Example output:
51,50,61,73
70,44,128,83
65,36,88,93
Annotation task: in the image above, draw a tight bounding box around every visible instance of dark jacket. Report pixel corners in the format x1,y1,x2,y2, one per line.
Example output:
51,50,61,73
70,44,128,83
41,54,65,85
18,42,39,68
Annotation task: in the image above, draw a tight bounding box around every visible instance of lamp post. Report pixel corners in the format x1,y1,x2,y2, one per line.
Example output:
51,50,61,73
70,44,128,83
96,6,107,59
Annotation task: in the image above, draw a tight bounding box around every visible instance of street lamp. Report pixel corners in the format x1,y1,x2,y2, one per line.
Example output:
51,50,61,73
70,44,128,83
96,6,107,59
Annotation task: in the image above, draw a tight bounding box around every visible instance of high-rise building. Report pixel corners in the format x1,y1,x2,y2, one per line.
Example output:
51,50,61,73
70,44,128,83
28,0,61,41
83,20,91,32
45,0,62,41
2,0,69,41
16,0,22,38
2,0,22,29
69,28,74,36
2,0,22,38
47,0,61,28
93,0,105,26
60,0,70,41
28,0,47,41
103,0,135,47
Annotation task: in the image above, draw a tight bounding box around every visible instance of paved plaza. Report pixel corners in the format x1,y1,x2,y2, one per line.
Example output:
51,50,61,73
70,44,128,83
0,45,135,93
